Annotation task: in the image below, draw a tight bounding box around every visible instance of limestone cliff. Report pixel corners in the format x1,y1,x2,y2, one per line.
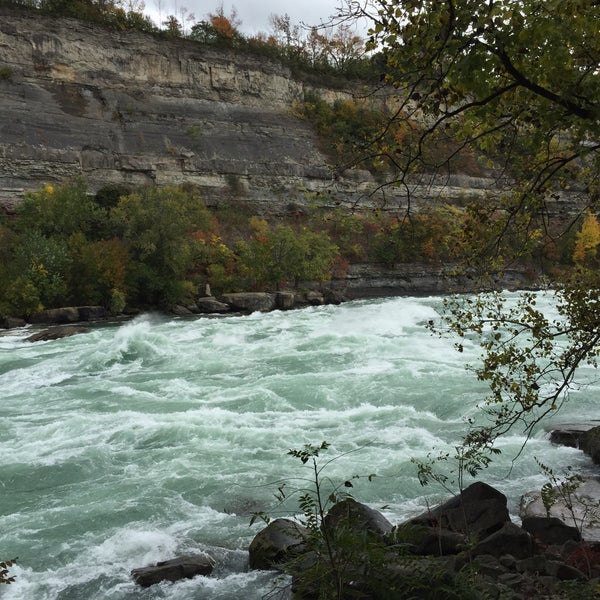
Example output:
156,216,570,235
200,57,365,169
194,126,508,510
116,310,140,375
0,10,498,217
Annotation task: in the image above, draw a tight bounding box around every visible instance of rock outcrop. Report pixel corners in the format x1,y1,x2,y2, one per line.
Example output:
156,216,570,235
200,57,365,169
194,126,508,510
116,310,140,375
248,483,600,599
0,9,503,218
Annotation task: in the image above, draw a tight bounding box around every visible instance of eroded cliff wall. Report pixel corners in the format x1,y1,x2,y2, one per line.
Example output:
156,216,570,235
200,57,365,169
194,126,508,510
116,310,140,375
0,12,335,210
0,11,501,216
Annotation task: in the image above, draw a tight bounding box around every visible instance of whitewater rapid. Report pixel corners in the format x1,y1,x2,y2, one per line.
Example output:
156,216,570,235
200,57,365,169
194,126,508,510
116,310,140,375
0,295,595,599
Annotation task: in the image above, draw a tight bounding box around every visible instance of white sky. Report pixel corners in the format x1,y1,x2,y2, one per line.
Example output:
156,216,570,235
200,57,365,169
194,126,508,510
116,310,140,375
148,0,345,35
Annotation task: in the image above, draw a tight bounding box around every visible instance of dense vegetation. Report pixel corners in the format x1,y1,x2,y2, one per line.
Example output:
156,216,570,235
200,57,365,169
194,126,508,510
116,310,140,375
4,179,583,319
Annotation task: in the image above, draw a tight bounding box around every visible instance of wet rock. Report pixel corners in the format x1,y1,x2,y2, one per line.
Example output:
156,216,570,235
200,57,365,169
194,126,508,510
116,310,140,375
548,422,600,449
248,518,309,570
130,554,214,587
26,325,89,342
580,426,600,465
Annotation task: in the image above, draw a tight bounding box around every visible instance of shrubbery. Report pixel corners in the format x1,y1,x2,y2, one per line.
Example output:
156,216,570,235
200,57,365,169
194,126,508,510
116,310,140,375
0,178,585,319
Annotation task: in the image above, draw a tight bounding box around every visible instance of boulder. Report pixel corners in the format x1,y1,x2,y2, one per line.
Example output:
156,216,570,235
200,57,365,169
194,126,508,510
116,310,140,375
580,426,600,465
130,554,214,587
472,522,535,559
1,316,26,329
322,288,348,305
408,482,510,539
548,422,600,449
26,325,89,342
322,498,393,539
248,518,309,570
304,291,324,306
520,479,600,542
196,297,231,313
219,292,276,313
170,304,194,316
521,516,581,545
275,291,295,310
402,525,467,556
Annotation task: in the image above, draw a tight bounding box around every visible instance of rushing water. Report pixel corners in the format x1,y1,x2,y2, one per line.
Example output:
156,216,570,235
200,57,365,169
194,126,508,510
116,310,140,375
1,294,597,599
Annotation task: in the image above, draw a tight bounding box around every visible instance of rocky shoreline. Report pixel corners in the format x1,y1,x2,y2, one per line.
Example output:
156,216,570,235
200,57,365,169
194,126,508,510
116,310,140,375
128,427,600,597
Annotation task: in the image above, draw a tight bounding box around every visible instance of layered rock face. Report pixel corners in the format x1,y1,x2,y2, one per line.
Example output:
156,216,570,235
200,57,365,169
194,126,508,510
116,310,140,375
0,11,499,216
0,11,329,211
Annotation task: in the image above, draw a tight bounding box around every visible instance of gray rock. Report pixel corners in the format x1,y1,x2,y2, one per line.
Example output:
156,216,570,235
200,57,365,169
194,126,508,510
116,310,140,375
196,296,231,313
322,498,393,538
405,525,467,556
1,316,26,329
26,325,89,342
521,516,581,545
275,291,295,310
77,306,108,321
520,480,600,542
220,292,276,313
548,422,600,448
473,522,534,559
28,307,80,324
248,518,309,570
408,481,510,538
580,426,600,465
131,554,214,587
303,291,324,306
171,304,194,316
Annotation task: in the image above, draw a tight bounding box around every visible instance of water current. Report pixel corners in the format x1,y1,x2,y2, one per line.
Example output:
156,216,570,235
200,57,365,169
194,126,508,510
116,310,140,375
1,293,597,599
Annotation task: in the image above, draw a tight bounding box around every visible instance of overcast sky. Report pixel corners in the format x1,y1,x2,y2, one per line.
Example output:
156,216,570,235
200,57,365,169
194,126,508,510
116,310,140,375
149,0,347,35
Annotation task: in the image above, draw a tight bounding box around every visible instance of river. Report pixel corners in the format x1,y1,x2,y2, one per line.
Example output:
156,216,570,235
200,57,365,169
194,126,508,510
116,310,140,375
1,293,596,599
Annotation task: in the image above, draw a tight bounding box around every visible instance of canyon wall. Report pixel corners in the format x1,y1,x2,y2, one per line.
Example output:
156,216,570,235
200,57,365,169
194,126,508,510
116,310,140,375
0,10,498,218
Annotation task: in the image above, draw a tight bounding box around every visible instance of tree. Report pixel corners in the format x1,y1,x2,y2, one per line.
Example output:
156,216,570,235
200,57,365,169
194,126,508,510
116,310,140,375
110,185,213,306
15,179,102,240
345,0,599,219
189,2,241,46
340,0,600,461
236,219,339,290
573,211,600,265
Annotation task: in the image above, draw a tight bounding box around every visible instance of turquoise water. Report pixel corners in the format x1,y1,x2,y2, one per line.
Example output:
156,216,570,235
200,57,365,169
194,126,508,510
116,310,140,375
0,294,596,599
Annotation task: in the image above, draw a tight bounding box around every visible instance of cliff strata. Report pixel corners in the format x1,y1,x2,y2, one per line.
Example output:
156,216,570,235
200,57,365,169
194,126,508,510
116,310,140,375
0,11,502,217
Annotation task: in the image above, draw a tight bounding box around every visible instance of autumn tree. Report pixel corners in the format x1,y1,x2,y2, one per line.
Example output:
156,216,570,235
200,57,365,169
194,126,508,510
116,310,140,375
190,2,241,46
573,211,600,266
340,0,600,461
313,22,364,72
